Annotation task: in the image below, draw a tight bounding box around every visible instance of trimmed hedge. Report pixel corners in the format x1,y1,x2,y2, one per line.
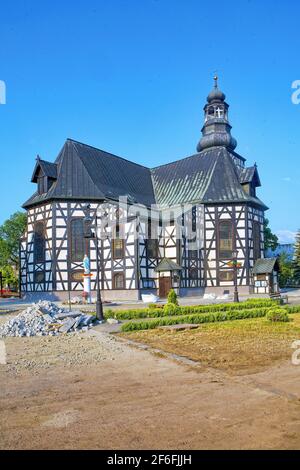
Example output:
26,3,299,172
112,299,278,320
266,308,289,322
121,306,273,332
285,305,300,314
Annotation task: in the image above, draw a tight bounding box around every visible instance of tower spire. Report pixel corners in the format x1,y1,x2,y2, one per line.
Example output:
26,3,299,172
196,78,237,152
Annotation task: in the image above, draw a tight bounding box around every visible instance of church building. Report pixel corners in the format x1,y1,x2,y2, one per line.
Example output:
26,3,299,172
20,79,273,301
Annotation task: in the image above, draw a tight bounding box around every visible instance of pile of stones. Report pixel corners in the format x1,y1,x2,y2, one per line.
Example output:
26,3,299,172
0,300,95,338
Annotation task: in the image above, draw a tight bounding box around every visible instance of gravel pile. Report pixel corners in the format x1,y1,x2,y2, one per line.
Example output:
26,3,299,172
0,301,95,338
4,331,128,375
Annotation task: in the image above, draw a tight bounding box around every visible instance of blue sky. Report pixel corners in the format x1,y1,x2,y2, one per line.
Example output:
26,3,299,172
0,0,299,242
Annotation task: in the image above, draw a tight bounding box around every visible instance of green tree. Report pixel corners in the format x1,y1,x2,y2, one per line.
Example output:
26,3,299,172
0,211,27,288
264,218,279,251
278,252,293,288
293,230,300,284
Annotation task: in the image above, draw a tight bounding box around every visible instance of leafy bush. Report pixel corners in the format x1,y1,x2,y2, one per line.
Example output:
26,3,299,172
266,308,289,322
163,303,180,315
167,289,179,306
148,303,163,309
121,307,272,332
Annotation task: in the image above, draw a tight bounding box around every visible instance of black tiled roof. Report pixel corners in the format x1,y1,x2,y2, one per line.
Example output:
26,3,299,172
23,139,268,210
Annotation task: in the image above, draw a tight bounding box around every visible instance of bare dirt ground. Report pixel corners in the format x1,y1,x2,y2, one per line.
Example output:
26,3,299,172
122,315,300,375
0,311,300,450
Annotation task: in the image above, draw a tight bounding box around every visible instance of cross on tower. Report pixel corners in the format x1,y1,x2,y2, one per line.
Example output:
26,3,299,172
216,107,222,118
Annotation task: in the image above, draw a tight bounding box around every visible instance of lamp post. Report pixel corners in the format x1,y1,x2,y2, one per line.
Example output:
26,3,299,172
84,207,104,321
232,248,239,303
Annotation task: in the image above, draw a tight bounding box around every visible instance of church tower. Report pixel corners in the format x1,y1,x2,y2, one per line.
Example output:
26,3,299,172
197,76,237,152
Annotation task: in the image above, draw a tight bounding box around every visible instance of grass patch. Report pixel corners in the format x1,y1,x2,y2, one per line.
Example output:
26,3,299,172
121,314,300,374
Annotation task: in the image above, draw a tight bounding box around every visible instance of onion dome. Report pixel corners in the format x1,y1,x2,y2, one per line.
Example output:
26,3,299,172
207,76,226,102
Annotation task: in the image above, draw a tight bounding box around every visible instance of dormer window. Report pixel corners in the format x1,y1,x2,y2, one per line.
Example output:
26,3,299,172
240,165,261,198
31,157,57,196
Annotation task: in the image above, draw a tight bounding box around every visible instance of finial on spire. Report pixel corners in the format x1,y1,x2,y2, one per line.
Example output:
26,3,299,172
36,154,41,161
214,74,218,89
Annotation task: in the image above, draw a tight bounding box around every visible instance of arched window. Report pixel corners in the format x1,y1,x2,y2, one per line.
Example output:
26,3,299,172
112,223,124,259
70,219,85,262
34,221,45,263
113,272,125,289
219,220,233,259
253,221,261,261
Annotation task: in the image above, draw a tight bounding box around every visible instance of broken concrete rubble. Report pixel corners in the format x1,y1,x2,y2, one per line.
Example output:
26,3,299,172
106,318,119,325
0,300,95,338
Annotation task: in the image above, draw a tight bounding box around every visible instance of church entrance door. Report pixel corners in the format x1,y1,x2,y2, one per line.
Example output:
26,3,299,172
159,276,171,298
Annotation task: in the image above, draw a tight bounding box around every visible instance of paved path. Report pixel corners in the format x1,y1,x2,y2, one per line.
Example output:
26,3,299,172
2,288,300,311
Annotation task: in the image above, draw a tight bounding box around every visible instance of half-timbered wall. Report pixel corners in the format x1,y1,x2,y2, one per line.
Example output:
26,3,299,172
20,200,265,297
137,212,163,290
247,205,265,271
20,201,139,295
180,204,205,288
20,204,54,293
204,203,264,290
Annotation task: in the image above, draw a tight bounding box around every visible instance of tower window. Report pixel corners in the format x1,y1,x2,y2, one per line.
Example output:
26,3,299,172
70,218,85,262
215,106,224,118
208,106,215,117
34,221,45,264
219,220,233,259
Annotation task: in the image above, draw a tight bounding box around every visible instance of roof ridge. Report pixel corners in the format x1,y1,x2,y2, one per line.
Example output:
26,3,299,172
66,138,150,170
150,147,224,171
65,139,106,199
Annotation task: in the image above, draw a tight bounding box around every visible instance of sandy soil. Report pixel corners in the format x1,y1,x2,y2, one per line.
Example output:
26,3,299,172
0,321,300,450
